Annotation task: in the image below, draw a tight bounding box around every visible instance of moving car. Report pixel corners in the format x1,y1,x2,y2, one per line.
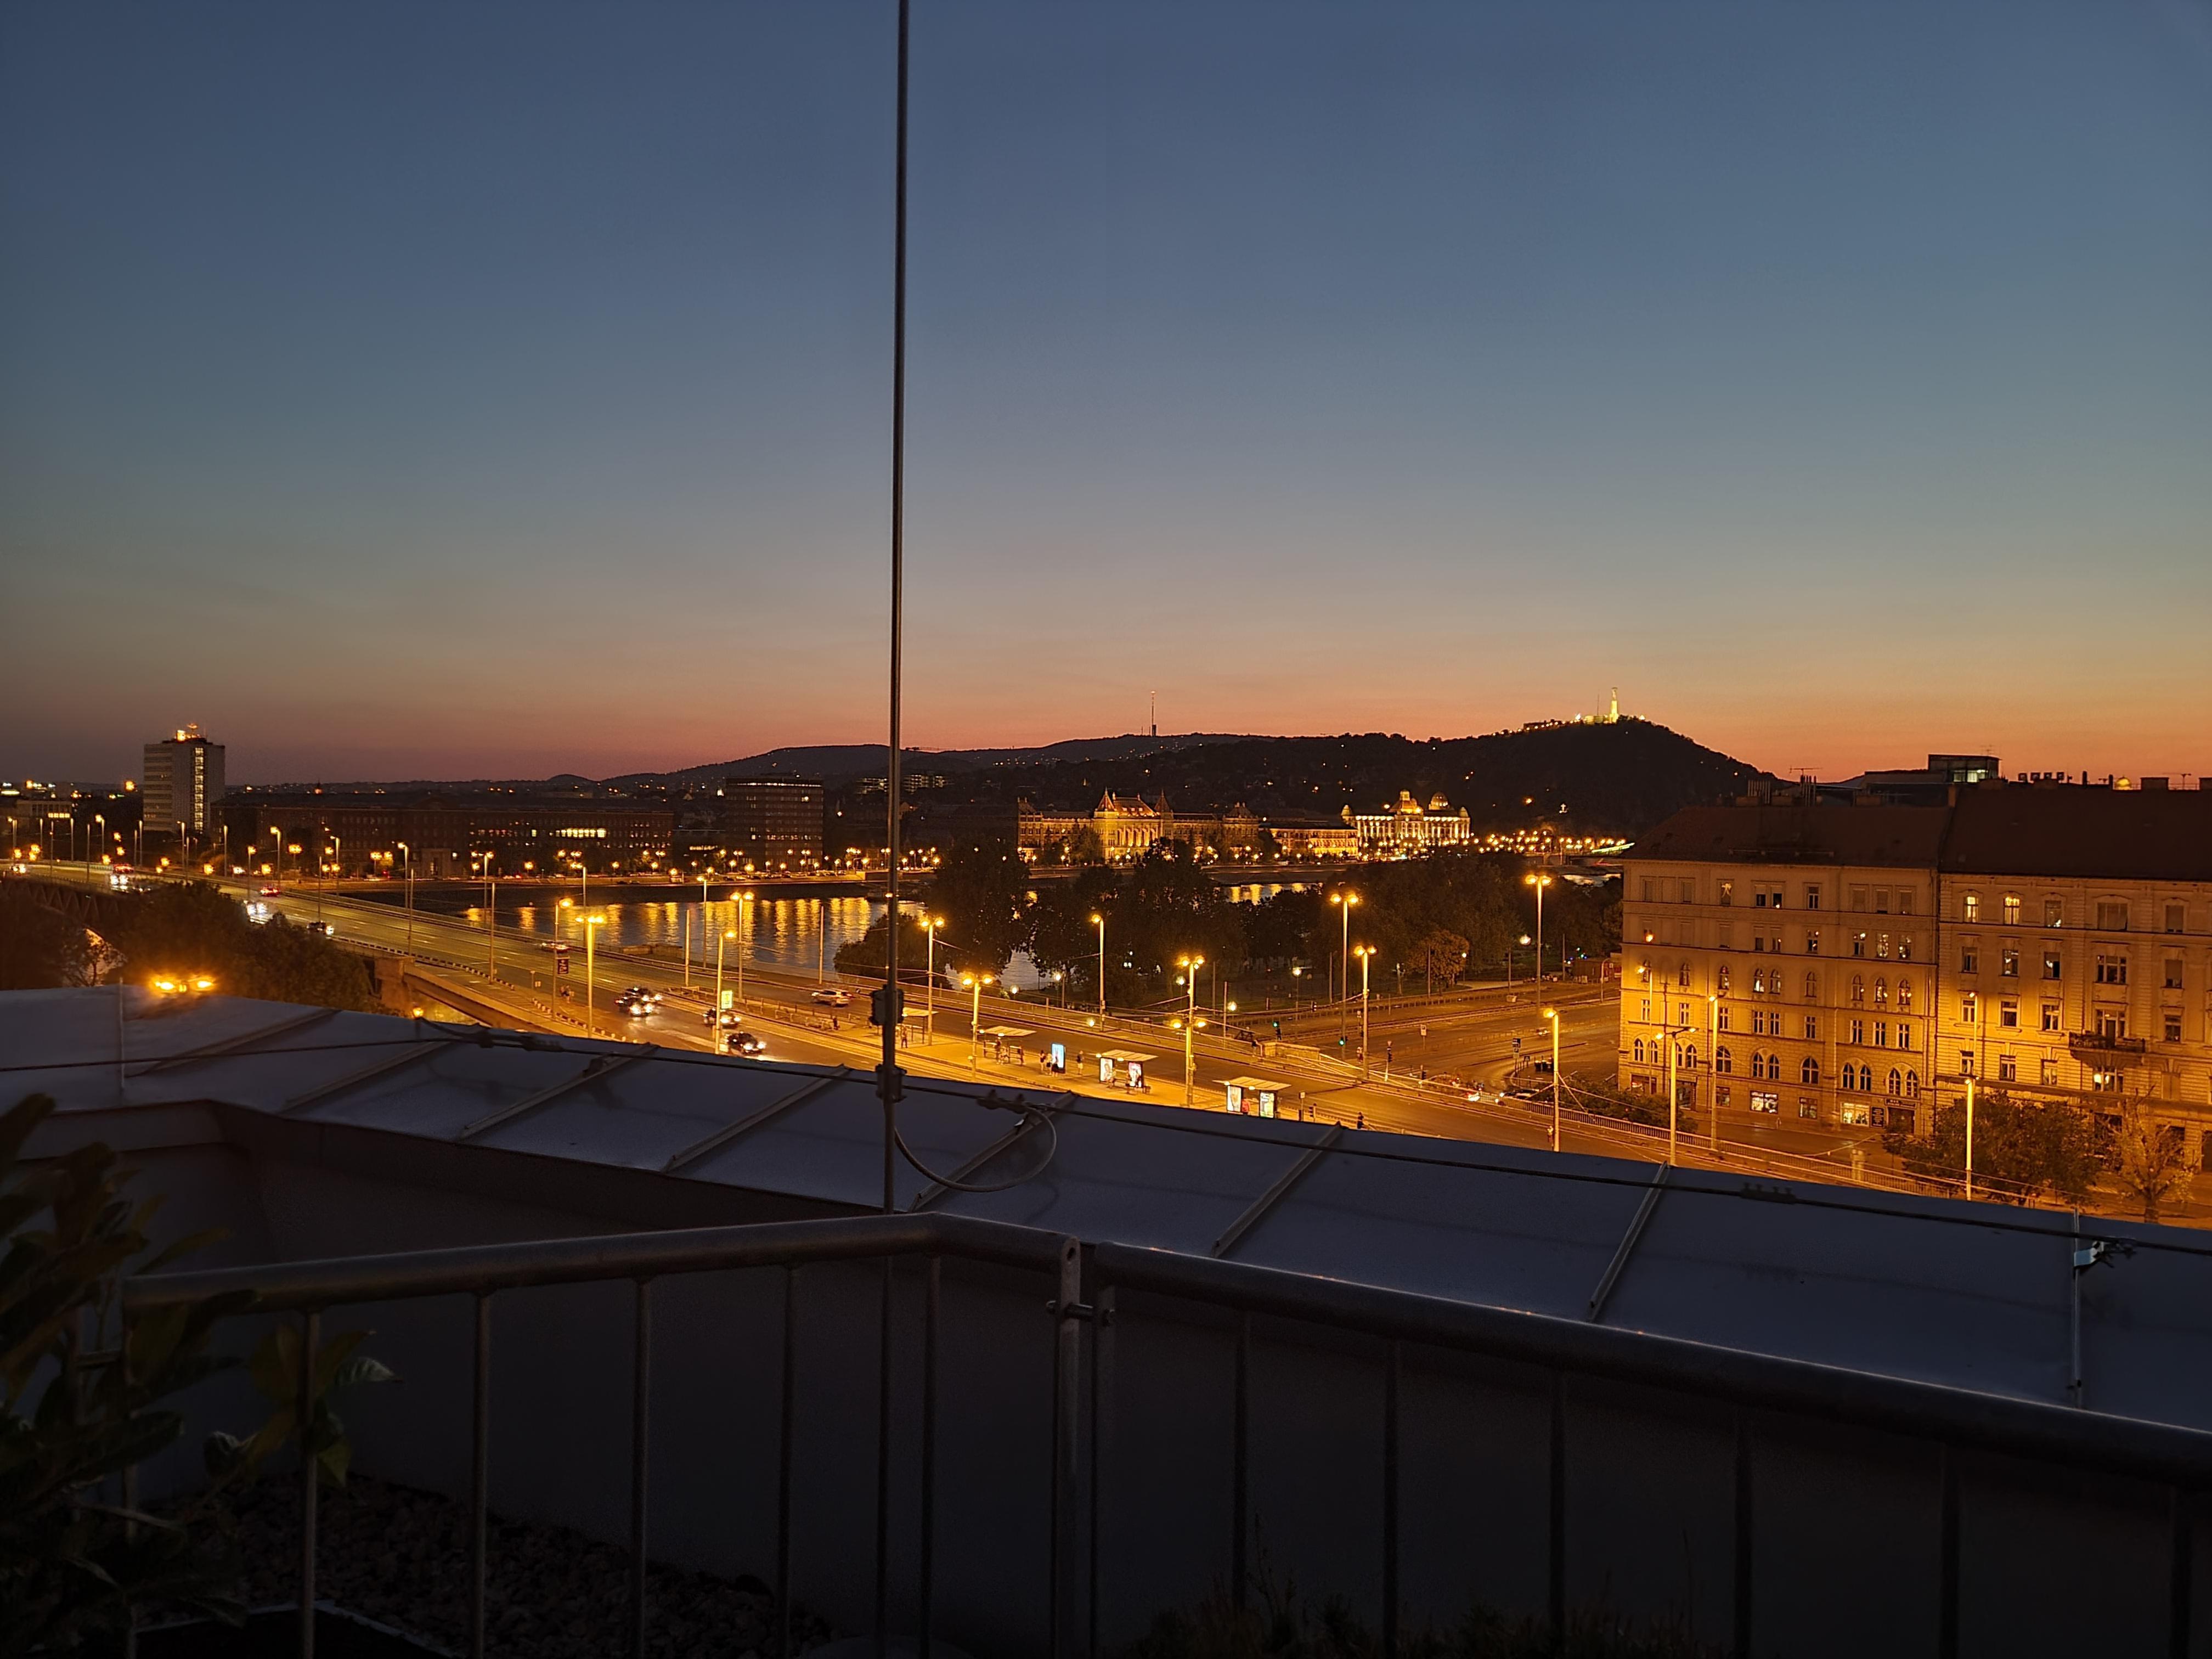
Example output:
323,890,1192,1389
302,920,336,937
618,997,652,1017
538,941,572,953
724,1030,766,1057
703,1007,741,1028
258,885,282,898
810,988,853,1007
621,984,663,1007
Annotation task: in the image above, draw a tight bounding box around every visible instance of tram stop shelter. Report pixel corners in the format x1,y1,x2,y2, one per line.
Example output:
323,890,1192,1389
1094,1048,1156,1089
1221,1076,1289,1118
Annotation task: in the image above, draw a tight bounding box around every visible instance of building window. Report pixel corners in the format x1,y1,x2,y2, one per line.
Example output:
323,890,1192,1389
1753,889,1769,909
1804,884,1822,910
1849,1018,1865,1045
1716,1085,1733,1108
1640,879,1655,902
1877,933,1892,960
1679,962,1692,988
1804,972,1820,1000
1876,889,1892,915
2164,1013,2184,1043
1803,1014,1819,1041
1718,880,1734,906
1897,1022,1915,1049
2041,1002,2061,1032
1962,893,1980,922
1714,1046,1733,1074
1850,975,1866,1005
1849,886,1868,912
2042,949,2062,980
2045,899,2064,928
1751,1008,1768,1037
1751,1091,1779,1114
1874,1021,1889,1047
2096,901,2129,931
1961,993,1978,1024
1998,1054,2017,1082
1960,1051,1976,1077
1897,889,1915,916
2002,895,2021,925
2164,957,2185,990
1633,1038,1646,1063
1896,979,1914,1012
1874,977,1889,1007
2095,954,2128,986
1680,1042,1697,1070
2096,1008,2128,1040
1716,965,1731,993
2000,949,2018,978
1960,943,1978,974
1897,935,1913,962
1852,933,1868,958
1999,999,2019,1029
2040,1057,2059,1086
1804,929,1822,955
1640,998,1652,1021
2165,903,2186,933
1801,1056,1821,1085
1887,1067,1904,1096
1717,1005,1731,1031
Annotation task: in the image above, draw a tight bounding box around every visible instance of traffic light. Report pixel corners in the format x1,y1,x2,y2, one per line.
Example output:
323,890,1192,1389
869,983,905,1028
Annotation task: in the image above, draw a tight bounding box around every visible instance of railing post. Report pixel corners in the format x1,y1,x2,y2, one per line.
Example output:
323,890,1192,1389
2171,1487,2193,1659
1937,1446,1960,1659
1382,1340,1400,1659
300,1307,320,1659
778,1266,798,1659
1732,1409,1752,1659
1052,1237,1084,1658
918,1255,939,1659
471,1294,491,1659
874,1256,894,1656
1233,1312,1251,1614
1089,1284,1116,1659
1548,1371,1566,1656
630,1278,652,1659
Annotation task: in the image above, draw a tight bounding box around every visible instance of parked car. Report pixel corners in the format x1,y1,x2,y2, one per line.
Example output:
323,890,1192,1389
810,988,853,1007
724,1030,766,1057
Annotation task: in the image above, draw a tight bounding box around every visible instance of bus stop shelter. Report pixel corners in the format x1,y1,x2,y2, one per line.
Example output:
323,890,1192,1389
1094,1049,1157,1090
1220,1076,1290,1118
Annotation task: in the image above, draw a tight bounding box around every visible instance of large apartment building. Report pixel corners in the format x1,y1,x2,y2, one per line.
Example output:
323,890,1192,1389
140,725,224,842
1621,783,2212,1143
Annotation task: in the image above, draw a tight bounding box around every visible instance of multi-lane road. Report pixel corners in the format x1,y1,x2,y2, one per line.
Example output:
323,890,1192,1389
19,862,1904,1189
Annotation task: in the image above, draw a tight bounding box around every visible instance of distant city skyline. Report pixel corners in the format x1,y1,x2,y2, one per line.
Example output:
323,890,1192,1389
4,2,2207,784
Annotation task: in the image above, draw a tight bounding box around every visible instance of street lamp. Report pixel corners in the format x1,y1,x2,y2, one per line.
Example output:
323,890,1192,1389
1329,891,1359,1047
584,912,607,1037
733,889,755,1012
1090,913,1107,1018
1177,954,1206,1106
925,916,944,1045
1353,944,1375,1076
1543,1006,1561,1152
1524,871,1553,984
961,971,994,1071
715,927,736,1019
1707,992,1720,1152
396,842,414,953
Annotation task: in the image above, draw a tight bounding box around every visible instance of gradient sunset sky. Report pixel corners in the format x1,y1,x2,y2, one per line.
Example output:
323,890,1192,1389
4,2,2208,786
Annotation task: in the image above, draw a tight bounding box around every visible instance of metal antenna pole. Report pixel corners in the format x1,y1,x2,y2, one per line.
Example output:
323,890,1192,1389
874,7,910,1656
880,0,910,1215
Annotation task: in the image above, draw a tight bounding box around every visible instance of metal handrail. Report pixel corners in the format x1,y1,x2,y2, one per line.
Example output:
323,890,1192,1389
123,1210,2209,1659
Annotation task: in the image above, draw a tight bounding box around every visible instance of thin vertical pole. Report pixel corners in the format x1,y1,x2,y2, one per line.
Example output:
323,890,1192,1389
1937,1447,1960,1659
778,1267,798,1659
1548,1372,1566,1656
1731,1410,1752,1659
631,1279,652,1659
1232,1312,1250,1612
918,1256,940,1658
1382,1341,1401,1659
877,0,911,1207
121,1311,138,1659
471,1295,492,1659
874,1257,893,1656
2171,1488,2193,1659
1089,1285,1116,1659
299,1308,321,1659
1052,1237,1084,1659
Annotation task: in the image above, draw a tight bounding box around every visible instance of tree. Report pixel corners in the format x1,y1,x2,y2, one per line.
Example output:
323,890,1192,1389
833,912,938,981
1410,927,1471,993
101,883,380,1011
1025,867,1119,1000
1110,843,1240,992
2109,1100,2199,1224
0,889,93,990
1068,823,1107,866
1883,1091,2108,1206
924,838,1031,974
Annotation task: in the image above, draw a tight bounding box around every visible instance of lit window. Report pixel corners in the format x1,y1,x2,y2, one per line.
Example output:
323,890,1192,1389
2002,895,2021,925
1850,975,1866,1005
2164,1013,2183,1043
2039,1057,2059,1086
1962,893,1980,922
1874,977,1889,1007
2041,1002,2061,1033
1805,930,1821,955
1896,979,1914,1012
2000,949,2018,978
1961,993,1978,1023
1960,1051,1976,1076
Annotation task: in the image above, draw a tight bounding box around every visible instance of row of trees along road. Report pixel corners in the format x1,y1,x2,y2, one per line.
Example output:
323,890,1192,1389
838,840,1621,1007
1884,1091,2205,1224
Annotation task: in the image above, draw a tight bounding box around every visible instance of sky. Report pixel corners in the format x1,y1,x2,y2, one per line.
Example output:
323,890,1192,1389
3,1,2208,787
